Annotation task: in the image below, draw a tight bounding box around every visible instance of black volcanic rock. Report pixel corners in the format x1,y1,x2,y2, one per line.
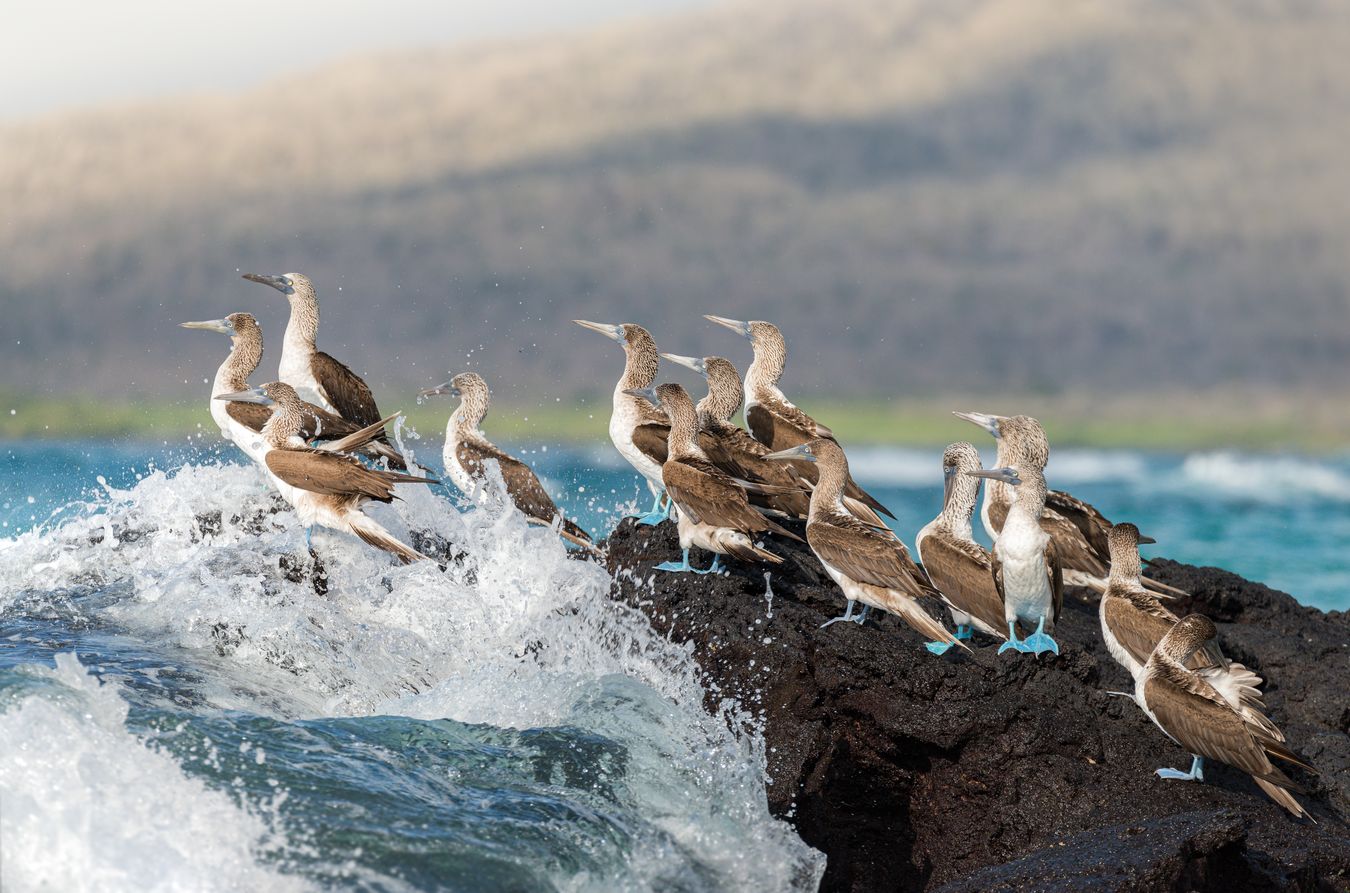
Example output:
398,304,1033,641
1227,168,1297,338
602,519,1350,893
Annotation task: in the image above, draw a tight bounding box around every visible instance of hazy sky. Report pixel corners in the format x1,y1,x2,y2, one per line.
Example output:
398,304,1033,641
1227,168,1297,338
0,0,705,121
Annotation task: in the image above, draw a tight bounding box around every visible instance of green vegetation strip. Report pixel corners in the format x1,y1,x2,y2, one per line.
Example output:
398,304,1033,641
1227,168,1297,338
2,392,1345,451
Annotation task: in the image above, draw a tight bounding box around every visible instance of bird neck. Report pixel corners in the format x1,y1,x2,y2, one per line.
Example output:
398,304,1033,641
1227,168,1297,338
665,399,706,460
745,340,785,396
218,331,262,393
697,379,743,424
1108,547,1143,584
619,343,658,391
939,475,979,540
262,399,305,448
450,392,489,439
809,457,848,519
1007,473,1048,527
283,296,320,359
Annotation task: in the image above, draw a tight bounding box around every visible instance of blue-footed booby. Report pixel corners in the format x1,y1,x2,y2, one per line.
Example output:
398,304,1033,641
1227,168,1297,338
914,443,1007,655
954,411,1183,598
180,313,405,468
704,315,894,520
242,272,401,461
573,320,670,524
662,352,889,529
965,464,1064,655
625,382,799,574
1101,523,1283,742
215,381,436,564
1136,615,1312,819
420,372,596,554
765,440,959,647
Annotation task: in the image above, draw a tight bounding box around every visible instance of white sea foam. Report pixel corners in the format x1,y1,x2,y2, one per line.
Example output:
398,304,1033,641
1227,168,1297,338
0,459,824,890
0,654,303,893
1178,452,1350,503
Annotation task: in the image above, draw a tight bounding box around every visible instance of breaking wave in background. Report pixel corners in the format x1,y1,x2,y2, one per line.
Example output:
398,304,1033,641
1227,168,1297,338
0,453,824,891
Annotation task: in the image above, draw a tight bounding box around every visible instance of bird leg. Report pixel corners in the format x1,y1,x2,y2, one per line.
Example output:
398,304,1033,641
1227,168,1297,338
1155,755,1205,782
655,548,695,573
636,491,671,526
691,554,724,575
853,606,872,625
820,600,858,628
997,621,1029,655
1021,615,1060,656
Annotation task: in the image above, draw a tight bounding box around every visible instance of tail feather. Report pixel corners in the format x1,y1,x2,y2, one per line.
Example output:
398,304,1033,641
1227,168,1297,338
722,538,783,565
1254,775,1312,821
870,586,969,650
348,514,427,565
366,440,409,471
1142,575,1189,598
841,495,889,530
320,411,402,454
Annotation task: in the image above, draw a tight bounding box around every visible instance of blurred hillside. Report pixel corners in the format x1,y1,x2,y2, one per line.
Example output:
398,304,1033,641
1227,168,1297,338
2,0,1349,406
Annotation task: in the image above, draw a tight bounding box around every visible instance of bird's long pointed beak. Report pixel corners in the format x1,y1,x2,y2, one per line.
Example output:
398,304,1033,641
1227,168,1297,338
179,318,232,334
573,320,624,342
953,410,1003,439
764,445,813,462
214,387,274,406
1137,534,1157,545
622,386,660,406
241,273,292,294
419,381,459,398
965,466,1020,485
704,314,752,338
660,353,707,376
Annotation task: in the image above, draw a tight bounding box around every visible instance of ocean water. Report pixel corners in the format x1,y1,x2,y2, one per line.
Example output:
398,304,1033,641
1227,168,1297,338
1,434,1346,891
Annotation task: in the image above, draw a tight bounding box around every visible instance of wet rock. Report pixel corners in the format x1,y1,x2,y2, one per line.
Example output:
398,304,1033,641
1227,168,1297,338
602,519,1350,893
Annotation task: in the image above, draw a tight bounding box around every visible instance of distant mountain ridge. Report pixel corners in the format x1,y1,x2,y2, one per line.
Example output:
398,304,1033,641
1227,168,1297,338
2,0,1348,402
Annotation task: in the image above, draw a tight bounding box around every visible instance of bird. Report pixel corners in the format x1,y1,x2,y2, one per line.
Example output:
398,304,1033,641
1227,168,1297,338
241,272,401,460
914,442,1008,655
1100,523,1283,742
624,382,799,574
703,314,893,520
965,463,1064,655
954,411,1183,598
214,381,436,564
765,439,960,648
662,351,889,528
573,320,671,525
420,372,597,554
1135,615,1312,819
180,313,405,468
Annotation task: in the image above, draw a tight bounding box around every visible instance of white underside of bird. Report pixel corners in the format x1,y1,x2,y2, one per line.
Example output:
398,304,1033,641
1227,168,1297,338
675,511,757,557
279,340,333,413
610,386,664,497
995,518,1054,626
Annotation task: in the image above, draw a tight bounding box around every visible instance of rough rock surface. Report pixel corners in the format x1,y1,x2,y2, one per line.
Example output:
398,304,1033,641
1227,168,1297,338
602,519,1350,893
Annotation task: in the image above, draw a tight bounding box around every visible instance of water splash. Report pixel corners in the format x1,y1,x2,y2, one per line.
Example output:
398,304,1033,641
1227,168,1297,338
0,459,824,890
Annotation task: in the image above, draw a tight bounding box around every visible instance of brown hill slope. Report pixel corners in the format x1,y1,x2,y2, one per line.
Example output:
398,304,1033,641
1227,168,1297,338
2,0,1349,401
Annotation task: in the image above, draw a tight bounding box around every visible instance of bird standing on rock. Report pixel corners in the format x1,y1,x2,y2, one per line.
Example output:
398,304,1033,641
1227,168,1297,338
574,320,671,525
965,463,1064,655
765,439,961,648
1136,615,1312,819
625,382,799,574
420,372,596,554
914,442,1008,655
954,411,1184,598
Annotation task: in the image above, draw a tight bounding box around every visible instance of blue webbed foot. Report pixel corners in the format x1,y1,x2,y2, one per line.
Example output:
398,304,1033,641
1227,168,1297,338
925,640,955,655
655,549,694,573
691,555,723,575
1156,755,1204,782
853,606,872,625
997,621,1029,654
636,510,668,526
954,624,973,641
820,602,857,629
1022,616,1059,655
